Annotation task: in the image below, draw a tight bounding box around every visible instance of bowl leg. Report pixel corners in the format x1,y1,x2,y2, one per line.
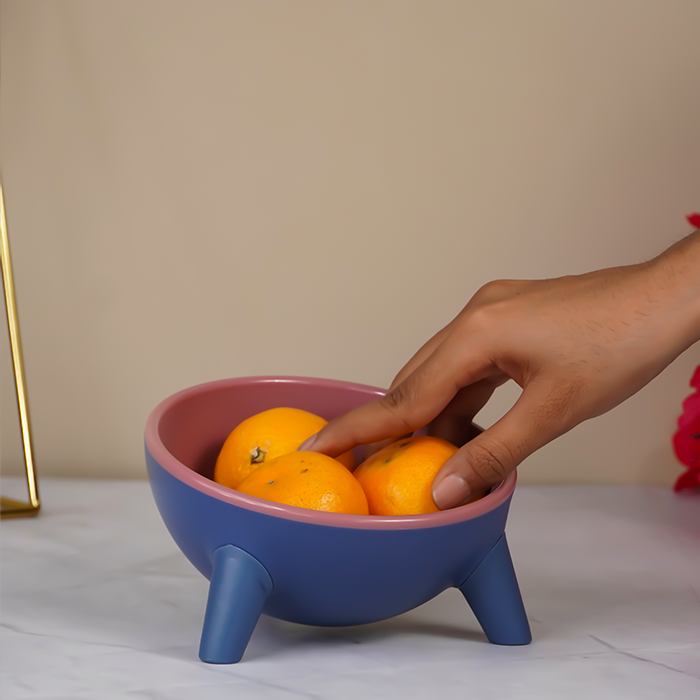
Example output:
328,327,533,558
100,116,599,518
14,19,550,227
458,534,531,645
199,545,273,664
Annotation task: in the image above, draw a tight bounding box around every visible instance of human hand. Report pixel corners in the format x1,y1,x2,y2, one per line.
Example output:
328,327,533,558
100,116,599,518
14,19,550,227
301,229,700,509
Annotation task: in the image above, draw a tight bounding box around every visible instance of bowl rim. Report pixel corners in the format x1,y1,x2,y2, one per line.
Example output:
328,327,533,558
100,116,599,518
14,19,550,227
145,375,517,530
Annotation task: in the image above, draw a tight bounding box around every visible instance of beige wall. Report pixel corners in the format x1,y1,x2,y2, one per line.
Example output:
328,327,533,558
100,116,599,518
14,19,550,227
1,0,699,485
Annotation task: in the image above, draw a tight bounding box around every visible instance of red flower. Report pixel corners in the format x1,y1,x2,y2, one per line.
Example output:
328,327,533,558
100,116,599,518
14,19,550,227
673,365,700,492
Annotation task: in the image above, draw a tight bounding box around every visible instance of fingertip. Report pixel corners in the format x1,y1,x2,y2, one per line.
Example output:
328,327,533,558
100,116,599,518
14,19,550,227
432,473,470,510
297,432,318,452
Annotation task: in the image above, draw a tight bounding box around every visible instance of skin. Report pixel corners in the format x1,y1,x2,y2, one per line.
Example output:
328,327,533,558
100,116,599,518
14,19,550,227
300,228,700,509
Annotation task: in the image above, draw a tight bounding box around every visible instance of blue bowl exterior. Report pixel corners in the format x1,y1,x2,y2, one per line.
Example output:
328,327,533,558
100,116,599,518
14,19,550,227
147,447,512,627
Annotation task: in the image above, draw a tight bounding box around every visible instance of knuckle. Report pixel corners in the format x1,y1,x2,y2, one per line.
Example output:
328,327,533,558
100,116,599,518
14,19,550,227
382,383,405,410
461,283,519,335
380,384,419,434
473,279,517,304
465,305,498,333
467,438,514,485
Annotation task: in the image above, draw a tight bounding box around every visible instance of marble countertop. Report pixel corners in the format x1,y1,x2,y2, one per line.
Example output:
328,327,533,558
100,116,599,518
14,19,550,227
1,478,699,699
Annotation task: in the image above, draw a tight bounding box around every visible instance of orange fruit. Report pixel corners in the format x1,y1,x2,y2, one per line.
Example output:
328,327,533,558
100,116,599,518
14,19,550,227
214,407,355,490
353,435,459,516
236,451,369,515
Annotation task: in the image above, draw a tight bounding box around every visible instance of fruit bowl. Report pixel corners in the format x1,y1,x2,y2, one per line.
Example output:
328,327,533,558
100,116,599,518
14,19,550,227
144,376,531,663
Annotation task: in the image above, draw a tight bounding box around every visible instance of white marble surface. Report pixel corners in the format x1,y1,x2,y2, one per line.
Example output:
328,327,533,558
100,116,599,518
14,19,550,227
1,478,699,699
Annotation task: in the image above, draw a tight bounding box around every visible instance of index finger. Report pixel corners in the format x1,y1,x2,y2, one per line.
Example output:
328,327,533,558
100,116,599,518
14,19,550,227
303,340,488,457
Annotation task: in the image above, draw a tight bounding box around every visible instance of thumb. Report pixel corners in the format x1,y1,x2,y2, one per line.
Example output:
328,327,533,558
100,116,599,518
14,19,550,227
431,384,565,509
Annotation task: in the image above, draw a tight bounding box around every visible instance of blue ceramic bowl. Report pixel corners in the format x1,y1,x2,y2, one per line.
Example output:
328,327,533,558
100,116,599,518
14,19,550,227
145,376,530,663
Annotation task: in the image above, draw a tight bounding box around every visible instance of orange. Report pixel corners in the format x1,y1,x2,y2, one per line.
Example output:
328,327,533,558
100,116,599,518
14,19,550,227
236,451,369,515
353,435,459,516
214,407,355,490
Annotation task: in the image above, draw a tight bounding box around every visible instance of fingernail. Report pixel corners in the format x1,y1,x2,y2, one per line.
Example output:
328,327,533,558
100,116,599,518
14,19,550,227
432,474,470,510
298,433,318,452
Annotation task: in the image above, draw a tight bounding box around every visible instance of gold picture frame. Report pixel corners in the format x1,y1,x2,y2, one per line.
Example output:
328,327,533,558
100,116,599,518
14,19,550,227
1,179,40,518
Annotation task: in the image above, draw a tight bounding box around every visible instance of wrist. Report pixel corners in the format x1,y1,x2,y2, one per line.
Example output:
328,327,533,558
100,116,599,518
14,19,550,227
647,228,700,351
